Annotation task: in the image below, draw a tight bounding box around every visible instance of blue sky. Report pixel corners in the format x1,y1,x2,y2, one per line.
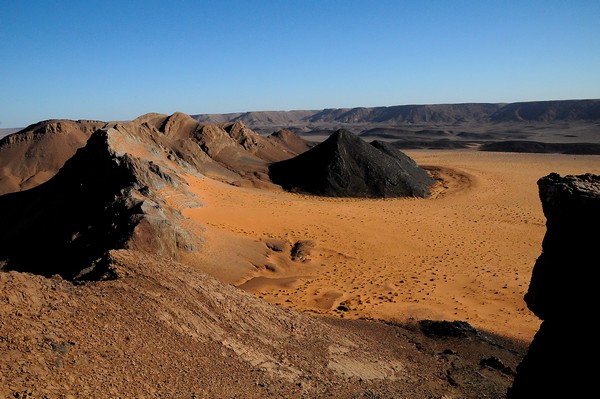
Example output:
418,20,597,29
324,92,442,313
1,0,599,127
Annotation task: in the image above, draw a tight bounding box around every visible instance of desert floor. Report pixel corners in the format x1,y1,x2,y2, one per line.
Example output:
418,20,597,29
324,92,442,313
181,150,599,343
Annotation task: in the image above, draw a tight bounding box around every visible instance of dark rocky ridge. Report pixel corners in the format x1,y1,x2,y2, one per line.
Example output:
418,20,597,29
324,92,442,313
0,128,201,281
269,129,434,198
508,173,600,398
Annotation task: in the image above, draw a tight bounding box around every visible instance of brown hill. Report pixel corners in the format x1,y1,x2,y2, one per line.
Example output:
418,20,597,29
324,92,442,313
0,119,105,195
0,125,202,280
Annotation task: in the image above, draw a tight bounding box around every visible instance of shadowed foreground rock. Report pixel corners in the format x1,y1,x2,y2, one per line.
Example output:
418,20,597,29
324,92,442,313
507,173,600,398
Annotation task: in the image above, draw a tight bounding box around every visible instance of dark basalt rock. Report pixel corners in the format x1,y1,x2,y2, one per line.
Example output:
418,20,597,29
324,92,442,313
268,129,434,198
507,173,600,398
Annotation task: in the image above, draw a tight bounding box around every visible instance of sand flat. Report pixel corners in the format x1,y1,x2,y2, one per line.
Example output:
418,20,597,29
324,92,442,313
182,150,600,342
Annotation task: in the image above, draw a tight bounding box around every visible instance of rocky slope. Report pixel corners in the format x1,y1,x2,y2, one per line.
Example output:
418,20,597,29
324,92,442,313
0,248,527,398
269,129,434,198
0,119,105,195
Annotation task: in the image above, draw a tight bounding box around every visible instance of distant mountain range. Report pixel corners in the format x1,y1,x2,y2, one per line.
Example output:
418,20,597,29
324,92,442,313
192,99,600,127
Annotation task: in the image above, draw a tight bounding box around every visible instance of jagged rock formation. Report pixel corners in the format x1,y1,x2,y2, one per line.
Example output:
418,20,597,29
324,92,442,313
0,113,312,196
0,128,201,280
507,173,600,398
268,129,434,198
0,113,314,280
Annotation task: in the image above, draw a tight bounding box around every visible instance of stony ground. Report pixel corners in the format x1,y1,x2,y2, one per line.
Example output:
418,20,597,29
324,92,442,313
1,250,526,399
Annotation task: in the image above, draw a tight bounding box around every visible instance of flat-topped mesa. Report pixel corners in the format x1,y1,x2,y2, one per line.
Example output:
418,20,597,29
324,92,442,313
268,129,434,198
508,172,600,399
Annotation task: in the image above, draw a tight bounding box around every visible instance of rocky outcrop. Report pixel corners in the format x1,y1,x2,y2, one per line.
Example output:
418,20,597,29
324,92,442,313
268,129,434,198
0,128,201,281
507,173,600,398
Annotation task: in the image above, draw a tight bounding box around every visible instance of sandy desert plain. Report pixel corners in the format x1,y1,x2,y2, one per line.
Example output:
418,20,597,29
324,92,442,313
174,148,599,343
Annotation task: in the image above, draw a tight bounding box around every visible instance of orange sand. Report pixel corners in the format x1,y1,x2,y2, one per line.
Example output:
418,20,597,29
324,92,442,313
181,150,600,342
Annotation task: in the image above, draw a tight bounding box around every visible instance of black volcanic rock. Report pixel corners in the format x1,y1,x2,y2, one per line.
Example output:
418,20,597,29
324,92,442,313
507,173,600,398
268,129,434,198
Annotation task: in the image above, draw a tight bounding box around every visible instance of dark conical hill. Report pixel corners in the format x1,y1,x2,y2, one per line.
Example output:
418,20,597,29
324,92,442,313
268,129,434,198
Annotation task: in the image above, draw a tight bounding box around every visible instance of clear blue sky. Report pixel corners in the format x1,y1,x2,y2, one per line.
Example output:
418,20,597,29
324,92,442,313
1,0,599,127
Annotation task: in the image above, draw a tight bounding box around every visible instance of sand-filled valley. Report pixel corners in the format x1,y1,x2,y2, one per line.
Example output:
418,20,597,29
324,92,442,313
180,150,599,342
